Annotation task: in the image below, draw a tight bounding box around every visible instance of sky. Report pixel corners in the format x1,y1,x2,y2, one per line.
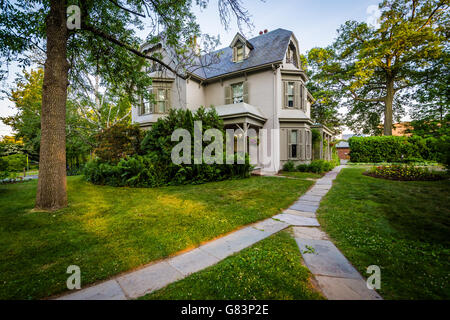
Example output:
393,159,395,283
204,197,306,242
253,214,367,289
0,0,384,137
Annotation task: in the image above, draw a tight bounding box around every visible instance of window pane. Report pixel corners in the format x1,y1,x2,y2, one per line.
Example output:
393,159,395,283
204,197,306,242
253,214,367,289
158,101,165,113
237,46,244,61
291,145,297,158
158,89,166,100
290,130,297,144
288,96,294,107
288,82,294,95
232,83,244,103
144,101,151,114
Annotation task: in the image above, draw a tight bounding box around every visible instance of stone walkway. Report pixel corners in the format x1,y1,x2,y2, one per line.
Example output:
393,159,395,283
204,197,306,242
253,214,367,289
56,165,381,300
292,165,382,300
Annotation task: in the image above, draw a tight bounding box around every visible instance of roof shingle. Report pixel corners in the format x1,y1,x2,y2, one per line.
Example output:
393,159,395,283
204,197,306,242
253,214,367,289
190,28,293,79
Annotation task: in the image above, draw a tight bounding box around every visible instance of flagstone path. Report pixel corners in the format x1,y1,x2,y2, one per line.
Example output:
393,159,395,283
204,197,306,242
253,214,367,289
56,165,381,300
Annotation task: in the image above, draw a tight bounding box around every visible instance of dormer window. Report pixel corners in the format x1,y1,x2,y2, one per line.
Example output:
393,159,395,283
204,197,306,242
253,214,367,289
236,44,244,62
286,42,298,68
230,33,253,63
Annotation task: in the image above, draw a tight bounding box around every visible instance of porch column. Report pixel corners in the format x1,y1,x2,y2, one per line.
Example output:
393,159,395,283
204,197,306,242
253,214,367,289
243,122,248,154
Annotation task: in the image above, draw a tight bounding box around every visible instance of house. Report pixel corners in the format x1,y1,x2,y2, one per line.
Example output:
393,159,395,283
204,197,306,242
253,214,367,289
336,135,351,160
132,28,333,172
336,134,366,160
391,122,413,136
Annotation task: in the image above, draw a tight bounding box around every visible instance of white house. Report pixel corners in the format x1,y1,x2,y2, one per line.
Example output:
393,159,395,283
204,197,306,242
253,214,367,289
132,28,334,172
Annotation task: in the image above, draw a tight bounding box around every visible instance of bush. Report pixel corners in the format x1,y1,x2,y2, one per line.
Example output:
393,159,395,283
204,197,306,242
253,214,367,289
348,135,450,167
1,154,27,172
285,159,337,174
366,165,446,181
94,124,144,163
296,164,309,172
84,153,251,188
308,160,334,173
283,161,296,172
0,157,9,180
84,107,252,187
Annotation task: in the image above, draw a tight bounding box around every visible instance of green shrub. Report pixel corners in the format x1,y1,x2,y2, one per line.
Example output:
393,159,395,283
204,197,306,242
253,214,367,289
94,124,144,163
366,165,446,181
0,157,9,180
291,160,336,174
283,161,296,172
84,107,251,187
84,153,251,188
296,164,309,172
1,154,27,172
348,135,450,166
436,135,450,170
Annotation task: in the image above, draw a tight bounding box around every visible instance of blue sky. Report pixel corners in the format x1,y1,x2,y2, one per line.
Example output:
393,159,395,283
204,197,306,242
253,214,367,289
0,0,382,136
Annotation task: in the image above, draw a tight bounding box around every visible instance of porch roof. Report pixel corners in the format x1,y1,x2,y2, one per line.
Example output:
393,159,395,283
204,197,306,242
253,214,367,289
210,103,267,127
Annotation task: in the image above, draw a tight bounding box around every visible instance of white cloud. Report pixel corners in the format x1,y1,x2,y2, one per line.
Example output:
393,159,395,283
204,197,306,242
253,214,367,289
366,4,381,29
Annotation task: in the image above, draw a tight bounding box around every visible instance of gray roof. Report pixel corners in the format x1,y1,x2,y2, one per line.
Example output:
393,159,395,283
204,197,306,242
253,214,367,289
190,28,293,79
211,102,266,120
336,141,349,148
336,134,366,148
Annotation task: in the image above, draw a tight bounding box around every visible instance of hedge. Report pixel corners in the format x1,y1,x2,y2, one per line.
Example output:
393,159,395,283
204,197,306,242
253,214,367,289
348,136,445,164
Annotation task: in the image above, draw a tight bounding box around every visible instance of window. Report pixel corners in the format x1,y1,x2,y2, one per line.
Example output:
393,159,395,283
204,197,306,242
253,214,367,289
155,88,167,113
289,130,298,159
287,82,295,108
140,85,170,115
284,81,299,109
236,44,244,62
147,61,163,73
286,42,298,68
141,99,152,115
232,82,244,103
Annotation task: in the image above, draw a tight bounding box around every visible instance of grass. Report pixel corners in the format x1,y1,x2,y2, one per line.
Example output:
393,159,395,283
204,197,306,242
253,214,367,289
142,231,323,300
317,168,450,300
0,175,314,299
278,171,322,179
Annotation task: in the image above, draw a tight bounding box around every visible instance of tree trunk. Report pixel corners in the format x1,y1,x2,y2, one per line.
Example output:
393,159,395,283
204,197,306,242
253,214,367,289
384,77,394,136
35,0,69,210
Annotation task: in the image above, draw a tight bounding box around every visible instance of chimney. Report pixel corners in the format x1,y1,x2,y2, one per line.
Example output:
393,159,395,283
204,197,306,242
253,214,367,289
264,29,268,34
259,31,263,35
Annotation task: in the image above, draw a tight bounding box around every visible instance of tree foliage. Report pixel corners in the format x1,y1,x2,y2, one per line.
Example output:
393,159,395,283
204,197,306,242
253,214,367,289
0,0,252,209
309,0,449,135
303,54,341,131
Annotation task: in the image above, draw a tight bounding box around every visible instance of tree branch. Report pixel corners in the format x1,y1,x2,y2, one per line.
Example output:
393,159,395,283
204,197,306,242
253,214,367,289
417,1,447,32
108,0,146,18
338,80,385,102
81,23,187,79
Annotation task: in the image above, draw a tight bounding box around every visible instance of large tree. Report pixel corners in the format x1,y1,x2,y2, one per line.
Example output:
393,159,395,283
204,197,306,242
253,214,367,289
309,0,449,135
408,51,449,137
0,0,251,210
2,68,94,164
302,54,341,131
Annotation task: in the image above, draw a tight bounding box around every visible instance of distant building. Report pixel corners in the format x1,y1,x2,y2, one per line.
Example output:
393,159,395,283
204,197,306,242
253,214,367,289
335,134,367,160
335,134,352,160
378,122,413,136
391,122,413,136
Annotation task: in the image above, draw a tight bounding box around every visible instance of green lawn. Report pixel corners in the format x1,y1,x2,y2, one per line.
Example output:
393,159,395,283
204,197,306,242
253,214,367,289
143,231,323,300
317,168,450,300
0,175,314,299
278,171,323,179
